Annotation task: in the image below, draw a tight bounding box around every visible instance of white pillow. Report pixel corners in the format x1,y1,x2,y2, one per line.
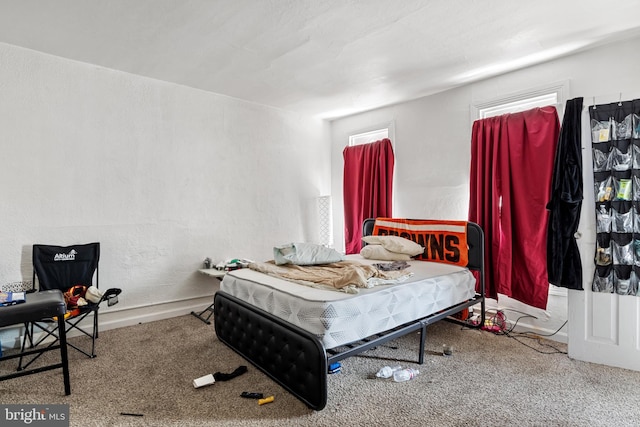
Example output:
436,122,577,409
360,245,412,261
274,242,344,265
361,235,424,256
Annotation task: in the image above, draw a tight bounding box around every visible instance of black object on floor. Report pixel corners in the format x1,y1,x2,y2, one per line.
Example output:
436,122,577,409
214,365,248,382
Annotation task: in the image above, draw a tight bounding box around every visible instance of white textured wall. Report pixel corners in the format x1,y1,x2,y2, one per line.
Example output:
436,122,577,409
0,42,330,334
330,35,640,341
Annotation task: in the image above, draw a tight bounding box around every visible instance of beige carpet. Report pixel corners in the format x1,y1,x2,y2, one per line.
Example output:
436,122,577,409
1,314,639,427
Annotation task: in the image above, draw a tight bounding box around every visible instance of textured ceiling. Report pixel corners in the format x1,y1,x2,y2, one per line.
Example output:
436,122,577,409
1,0,639,119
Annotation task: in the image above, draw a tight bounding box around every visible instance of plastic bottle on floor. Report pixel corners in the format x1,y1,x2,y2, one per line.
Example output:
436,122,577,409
375,365,402,378
393,368,419,382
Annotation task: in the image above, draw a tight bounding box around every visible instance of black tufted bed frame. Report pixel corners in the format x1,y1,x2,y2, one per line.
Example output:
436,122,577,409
214,219,485,410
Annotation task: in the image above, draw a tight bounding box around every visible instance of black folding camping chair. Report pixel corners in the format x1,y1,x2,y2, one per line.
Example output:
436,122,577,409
18,242,121,370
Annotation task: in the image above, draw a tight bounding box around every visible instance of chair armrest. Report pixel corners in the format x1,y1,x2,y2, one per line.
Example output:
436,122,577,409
99,288,122,306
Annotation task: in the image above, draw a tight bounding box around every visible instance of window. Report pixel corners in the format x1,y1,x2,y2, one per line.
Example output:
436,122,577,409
478,93,558,118
348,121,396,147
472,80,569,121
348,128,389,146
344,122,396,253
472,81,570,298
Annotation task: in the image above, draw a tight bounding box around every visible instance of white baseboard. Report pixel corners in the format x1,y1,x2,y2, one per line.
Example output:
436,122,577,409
97,295,214,331
0,295,214,350
483,293,568,344
510,320,568,344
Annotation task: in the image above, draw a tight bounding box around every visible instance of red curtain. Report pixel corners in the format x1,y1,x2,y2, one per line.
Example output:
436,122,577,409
343,138,394,254
469,107,559,309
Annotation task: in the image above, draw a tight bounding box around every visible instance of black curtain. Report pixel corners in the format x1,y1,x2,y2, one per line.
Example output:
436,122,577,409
546,97,584,290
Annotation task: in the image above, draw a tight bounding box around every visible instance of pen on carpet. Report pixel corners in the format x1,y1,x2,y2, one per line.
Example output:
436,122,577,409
120,412,144,417
258,396,275,405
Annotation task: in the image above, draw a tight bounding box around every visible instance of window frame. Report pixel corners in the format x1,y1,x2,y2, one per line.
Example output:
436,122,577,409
471,80,569,122
348,121,395,147
346,120,397,218
471,80,570,297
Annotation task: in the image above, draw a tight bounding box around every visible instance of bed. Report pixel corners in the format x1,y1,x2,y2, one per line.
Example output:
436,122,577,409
213,218,485,410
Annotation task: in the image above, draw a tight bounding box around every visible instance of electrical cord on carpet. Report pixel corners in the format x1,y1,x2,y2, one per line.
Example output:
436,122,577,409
504,320,568,354
463,309,568,355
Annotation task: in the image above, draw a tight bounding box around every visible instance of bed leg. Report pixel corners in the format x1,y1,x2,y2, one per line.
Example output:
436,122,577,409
418,325,426,364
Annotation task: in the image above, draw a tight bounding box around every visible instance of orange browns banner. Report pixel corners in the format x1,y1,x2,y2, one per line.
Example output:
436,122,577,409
372,218,468,267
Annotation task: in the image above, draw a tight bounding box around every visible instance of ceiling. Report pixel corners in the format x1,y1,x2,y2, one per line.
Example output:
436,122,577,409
1,0,640,120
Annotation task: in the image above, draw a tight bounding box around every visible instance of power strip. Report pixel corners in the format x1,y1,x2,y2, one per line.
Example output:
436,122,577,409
481,310,507,333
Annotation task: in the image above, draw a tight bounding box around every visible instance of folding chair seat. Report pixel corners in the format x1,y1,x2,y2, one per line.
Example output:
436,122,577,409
19,242,121,371
0,290,71,395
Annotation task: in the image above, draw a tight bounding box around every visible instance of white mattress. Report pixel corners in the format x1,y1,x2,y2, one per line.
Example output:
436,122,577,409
220,255,476,349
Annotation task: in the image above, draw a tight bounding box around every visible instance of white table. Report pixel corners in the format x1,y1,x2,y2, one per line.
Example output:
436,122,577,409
191,269,227,324
198,269,227,279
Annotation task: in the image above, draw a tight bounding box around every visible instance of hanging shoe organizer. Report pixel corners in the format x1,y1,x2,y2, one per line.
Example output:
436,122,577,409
590,99,640,295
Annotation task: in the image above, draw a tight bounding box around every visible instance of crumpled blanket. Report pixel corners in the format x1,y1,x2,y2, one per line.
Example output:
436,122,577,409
248,260,412,293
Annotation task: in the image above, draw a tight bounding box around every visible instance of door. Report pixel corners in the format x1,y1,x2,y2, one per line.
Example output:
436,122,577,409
568,108,640,371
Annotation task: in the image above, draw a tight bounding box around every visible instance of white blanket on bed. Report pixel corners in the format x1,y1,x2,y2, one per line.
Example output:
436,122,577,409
248,260,413,293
